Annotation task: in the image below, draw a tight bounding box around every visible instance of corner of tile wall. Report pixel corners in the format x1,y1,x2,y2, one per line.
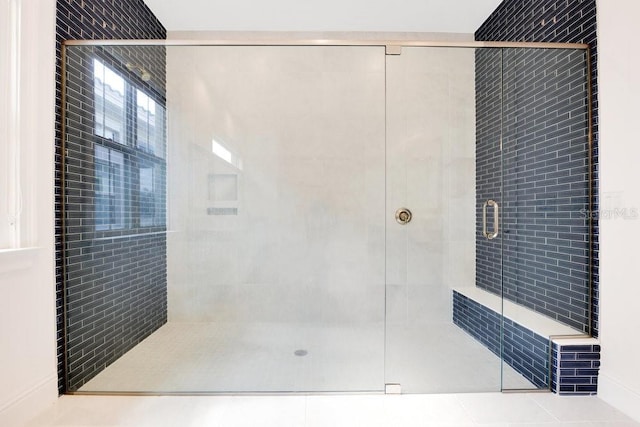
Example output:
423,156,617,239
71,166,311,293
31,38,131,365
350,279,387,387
55,0,167,393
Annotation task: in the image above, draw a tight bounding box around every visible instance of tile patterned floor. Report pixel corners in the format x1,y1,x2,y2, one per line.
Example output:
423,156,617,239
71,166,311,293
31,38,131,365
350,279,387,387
24,392,640,427
43,322,639,426
78,321,532,393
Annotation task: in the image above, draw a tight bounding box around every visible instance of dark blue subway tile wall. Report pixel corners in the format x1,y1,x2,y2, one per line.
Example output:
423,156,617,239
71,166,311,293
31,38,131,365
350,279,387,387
475,0,598,336
476,48,591,331
551,343,559,392
453,291,549,389
502,317,549,388
453,291,502,356
552,342,600,395
56,0,166,393
475,48,504,300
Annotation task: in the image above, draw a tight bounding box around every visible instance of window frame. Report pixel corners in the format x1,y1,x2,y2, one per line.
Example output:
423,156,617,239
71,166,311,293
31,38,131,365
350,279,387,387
90,55,166,236
0,0,21,249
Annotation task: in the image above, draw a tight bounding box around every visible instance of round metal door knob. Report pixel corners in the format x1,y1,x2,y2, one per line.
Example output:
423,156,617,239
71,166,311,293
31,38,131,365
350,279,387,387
395,208,412,225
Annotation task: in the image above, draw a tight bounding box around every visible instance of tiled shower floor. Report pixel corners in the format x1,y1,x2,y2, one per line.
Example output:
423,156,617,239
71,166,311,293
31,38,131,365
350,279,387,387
79,322,532,393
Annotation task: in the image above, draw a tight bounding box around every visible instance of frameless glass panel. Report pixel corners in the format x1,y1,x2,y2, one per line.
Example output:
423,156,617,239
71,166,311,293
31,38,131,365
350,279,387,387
63,44,169,392
165,45,386,392
385,47,505,393
65,44,386,393
63,42,591,396
500,48,591,390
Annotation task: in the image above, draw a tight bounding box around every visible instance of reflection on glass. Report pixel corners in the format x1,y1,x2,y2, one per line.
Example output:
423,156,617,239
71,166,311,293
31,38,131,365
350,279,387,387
138,163,164,227
95,145,125,230
137,89,165,157
93,58,126,143
212,138,242,170
139,165,154,226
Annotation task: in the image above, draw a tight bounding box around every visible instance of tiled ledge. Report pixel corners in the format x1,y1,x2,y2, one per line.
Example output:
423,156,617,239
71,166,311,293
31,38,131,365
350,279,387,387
452,286,600,395
452,286,579,337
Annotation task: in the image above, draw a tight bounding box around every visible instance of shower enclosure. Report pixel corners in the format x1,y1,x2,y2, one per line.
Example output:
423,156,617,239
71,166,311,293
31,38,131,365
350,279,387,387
61,39,592,394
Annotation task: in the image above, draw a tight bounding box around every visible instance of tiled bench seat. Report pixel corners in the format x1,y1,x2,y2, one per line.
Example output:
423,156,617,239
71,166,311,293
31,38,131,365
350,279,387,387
453,286,600,395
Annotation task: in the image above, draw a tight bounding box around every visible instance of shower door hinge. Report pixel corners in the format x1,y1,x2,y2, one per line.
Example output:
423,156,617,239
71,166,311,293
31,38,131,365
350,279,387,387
385,383,402,394
386,45,402,55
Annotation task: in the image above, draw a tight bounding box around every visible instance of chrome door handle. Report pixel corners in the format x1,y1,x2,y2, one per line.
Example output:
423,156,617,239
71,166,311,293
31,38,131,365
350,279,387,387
483,200,499,240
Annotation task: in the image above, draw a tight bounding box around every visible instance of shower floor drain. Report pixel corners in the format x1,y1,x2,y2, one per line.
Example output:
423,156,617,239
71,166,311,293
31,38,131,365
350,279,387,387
294,349,308,357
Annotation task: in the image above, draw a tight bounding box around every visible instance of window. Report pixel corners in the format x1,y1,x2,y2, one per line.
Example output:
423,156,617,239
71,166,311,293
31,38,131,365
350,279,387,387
94,58,126,144
139,163,164,227
136,89,165,158
95,146,125,231
92,58,166,232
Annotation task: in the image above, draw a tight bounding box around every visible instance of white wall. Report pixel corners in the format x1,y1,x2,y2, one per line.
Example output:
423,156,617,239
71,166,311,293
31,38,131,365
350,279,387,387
0,0,58,426
145,0,502,33
596,0,640,422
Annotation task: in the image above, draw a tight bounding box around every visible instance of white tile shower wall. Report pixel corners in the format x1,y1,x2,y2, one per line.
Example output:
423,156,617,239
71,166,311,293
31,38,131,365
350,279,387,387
167,45,476,326
167,46,387,324
385,47,476,325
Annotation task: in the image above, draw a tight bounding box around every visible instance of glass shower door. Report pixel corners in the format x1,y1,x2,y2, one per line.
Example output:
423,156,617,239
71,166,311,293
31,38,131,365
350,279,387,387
165,45,388,393
62,42,591,395
384,46,504,393
383,45,591,394
498,47,592,391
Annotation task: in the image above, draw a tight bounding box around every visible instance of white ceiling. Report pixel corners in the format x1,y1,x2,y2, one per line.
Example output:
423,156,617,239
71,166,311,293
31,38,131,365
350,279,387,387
143,0,504,34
